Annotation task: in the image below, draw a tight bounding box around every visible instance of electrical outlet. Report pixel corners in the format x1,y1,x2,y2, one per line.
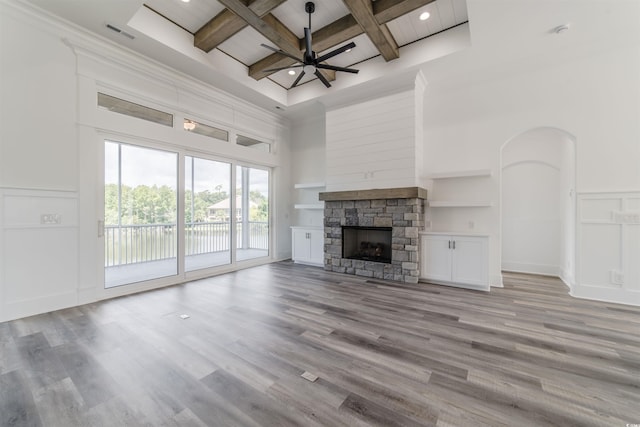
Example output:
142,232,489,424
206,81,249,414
41,214,61,224
468,221,475,229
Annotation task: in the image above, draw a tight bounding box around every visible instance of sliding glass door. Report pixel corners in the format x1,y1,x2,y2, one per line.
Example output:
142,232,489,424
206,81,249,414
236,165,269,262
103,141,271,287
185,156,232,272
104,141,178,288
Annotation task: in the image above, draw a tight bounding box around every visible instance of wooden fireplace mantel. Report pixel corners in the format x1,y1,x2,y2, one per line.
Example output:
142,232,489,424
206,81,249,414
319,187,427,202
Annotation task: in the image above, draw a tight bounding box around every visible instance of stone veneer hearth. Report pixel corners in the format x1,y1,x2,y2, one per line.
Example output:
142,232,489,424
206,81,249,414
319,187,427,283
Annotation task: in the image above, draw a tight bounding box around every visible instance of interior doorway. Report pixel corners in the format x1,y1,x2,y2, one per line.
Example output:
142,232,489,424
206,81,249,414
500,127,576,287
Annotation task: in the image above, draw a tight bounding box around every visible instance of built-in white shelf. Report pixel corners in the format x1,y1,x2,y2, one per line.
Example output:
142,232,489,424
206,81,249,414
294,182,325,189
426,169,492,179
294,203,324,210
428,201,493,208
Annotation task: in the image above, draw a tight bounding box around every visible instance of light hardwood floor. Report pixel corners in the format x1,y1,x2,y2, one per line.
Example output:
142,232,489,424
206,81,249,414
1,262,639,426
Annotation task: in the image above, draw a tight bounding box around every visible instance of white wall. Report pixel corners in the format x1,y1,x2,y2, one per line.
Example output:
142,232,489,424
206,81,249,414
0,2,292,321
290,106,326,228
421,35,639,303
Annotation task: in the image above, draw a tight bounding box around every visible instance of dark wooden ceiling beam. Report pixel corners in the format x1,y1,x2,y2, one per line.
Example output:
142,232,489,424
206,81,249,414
195,0,287,52
342,0,398,61
249,0,427,80
373,0,436,24
216,0,334,83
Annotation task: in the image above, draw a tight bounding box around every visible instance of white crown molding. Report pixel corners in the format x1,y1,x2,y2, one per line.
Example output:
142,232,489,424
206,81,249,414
3,0,286,129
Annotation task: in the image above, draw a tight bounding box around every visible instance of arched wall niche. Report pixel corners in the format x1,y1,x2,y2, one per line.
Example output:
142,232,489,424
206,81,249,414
500,127,576,288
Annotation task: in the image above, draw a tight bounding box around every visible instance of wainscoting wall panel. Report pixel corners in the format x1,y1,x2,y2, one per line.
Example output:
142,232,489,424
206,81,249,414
576,191,640,305
0,188,79,321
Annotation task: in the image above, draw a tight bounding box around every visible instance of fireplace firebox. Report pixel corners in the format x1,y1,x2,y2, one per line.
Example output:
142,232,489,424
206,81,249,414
342,226,392,264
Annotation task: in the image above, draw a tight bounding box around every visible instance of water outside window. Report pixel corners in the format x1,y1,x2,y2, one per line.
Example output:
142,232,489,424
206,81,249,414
104,141,178,287
185,156,232,272
236,166,269,261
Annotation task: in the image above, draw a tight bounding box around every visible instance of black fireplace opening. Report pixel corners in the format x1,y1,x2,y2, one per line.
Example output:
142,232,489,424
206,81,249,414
342,226,392,264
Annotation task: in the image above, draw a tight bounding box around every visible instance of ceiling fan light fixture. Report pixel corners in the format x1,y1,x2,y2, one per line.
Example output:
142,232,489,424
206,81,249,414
303,64,316,74
420,12,430,21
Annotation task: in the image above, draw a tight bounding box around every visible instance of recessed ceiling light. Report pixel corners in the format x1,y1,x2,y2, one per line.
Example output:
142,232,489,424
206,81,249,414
181,0,190,3
345,48,352,53
288,70,296,75
419,12,430,21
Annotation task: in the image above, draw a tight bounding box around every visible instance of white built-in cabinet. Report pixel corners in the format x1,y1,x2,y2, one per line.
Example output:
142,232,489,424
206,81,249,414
291,183,325,267
291,226,324,267
420,232,489,291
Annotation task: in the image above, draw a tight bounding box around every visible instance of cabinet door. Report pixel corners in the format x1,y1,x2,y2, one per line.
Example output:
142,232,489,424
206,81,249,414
292,229,310,262
308,229,325,265
421,235,453,281
451,236,488,287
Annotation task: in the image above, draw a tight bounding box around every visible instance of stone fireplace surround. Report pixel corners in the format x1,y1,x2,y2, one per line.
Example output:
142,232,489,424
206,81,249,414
319,187,427,283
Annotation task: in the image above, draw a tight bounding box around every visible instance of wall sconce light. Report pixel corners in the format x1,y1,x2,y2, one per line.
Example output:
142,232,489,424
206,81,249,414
184,120,196,131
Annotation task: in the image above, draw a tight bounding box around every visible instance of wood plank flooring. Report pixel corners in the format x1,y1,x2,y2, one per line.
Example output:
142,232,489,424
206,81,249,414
1,263,639,426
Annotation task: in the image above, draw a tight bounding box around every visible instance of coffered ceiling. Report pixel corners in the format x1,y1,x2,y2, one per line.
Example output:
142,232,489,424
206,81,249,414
23,0,469,110
140,0,466,88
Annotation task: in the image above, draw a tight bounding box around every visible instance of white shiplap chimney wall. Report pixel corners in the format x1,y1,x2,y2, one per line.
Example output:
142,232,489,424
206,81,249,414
325,72,426,192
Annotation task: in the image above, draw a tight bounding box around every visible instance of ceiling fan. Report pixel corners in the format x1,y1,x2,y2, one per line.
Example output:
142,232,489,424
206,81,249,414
260,1,359,88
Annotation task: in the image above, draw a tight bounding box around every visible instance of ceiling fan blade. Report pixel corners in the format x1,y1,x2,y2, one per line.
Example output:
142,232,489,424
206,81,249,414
315,42,356,64
316,64,359,74
315,70,331,88
304,28,313,62
260,44,302,62
264,64,303,73
291,70,306,88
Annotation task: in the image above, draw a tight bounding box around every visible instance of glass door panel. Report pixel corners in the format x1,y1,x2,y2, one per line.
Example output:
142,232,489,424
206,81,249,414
185,156,232,272
235,166,269,261
104,141,178,287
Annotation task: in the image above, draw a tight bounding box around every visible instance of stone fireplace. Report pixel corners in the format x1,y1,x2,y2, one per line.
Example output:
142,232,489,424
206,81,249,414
320,187,427,283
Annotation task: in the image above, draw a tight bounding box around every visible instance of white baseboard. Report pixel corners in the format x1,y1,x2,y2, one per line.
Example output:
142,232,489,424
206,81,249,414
502,261,561,277
571,285,640,307
1,291,78,323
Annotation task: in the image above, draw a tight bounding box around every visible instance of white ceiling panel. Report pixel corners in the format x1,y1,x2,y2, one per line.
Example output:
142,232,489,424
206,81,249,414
437,0,458,30
268,66,321,88
317,34,378,68
452,0,469,23
271,0,350,38
145,0,224,33
218,26,275,65
386,0,468,47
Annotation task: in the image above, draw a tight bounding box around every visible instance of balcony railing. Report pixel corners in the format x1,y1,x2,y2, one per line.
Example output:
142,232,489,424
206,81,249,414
105,221,268,267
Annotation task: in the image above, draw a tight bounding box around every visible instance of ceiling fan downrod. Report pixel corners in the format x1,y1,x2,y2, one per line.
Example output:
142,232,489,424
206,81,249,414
305,2,315,30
